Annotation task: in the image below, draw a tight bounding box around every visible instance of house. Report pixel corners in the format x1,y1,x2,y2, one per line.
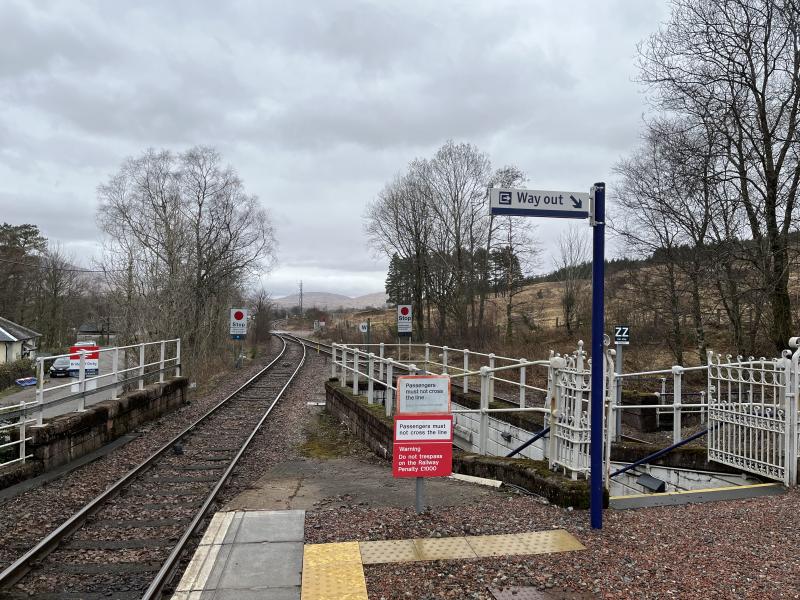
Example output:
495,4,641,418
0,317,42,364
77,322,116,344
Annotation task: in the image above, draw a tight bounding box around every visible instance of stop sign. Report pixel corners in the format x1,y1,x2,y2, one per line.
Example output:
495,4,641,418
230,308,248,336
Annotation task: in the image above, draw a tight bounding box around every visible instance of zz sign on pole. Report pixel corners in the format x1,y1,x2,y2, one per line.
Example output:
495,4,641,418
490,182,606,530
614,325,630,345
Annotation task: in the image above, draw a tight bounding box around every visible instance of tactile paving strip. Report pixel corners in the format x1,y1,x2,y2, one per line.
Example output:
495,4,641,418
302,541,368,600
360,539,419,564
414,536,477,560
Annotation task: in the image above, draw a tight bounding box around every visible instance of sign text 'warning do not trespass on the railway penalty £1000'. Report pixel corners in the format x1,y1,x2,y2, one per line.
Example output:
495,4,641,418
397,375,451,414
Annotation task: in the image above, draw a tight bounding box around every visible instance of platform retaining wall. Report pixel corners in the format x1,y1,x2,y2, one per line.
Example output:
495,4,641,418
0,377,190,489
324,379,600,508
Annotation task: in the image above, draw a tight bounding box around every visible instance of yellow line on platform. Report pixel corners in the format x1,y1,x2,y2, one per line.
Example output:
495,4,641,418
300,530,584,599
609,482,781,501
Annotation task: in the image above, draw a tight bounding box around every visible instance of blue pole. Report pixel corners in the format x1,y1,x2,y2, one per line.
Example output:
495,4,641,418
590,182,605,529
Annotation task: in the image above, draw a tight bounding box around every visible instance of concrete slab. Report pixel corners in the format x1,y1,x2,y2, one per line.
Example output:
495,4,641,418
236,510,305,543
217,542,303,589
173,509,305,600
224,457,502,512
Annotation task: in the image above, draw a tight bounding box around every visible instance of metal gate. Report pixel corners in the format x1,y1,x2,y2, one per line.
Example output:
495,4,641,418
549,345,592,478
706,349,798,486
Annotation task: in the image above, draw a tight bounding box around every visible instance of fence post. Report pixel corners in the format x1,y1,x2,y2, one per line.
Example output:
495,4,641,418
19,416,26,464
442,346,449,374
479,366,489,455
424,343,430,373
175,339,182,377
785,343,799,486
78,351,87,411
367,353,375,404
35,358,44,426
463,350,469,392
379,343,385,380
331,344,338,379
112,347,120,400
353,350,359,395
159,341,165,384
672,366,683,444
488,354,495,402
518,358,526,408
340,346,348,384
657,376,666,429
699,391,706,424
138,344,145,391
386,360,394,417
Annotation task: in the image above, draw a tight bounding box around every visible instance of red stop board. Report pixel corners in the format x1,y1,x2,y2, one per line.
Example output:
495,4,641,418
392,414,453,478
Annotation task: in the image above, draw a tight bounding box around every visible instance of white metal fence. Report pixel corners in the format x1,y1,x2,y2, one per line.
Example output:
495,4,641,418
332,337,800,487
0,339,181,469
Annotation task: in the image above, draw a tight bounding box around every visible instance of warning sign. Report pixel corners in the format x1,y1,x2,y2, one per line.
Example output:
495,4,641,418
392,414,452,478
397,375,451,414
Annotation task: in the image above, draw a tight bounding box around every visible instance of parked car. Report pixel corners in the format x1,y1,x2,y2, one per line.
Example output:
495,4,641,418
49,357,72,378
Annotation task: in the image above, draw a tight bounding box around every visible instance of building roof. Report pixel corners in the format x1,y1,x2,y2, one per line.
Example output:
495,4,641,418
78,322,116,334
0,317,41,343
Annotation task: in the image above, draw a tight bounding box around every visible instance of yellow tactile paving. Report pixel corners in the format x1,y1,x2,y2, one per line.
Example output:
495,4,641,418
301,531,584,599
414,536,477,561
466,530,584,557
302,542,368,600
360,539,419,564
465,533,535,557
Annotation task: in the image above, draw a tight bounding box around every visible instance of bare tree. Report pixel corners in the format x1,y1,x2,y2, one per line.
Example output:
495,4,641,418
554,225,590,336
97,146,276,370
639,0,800,351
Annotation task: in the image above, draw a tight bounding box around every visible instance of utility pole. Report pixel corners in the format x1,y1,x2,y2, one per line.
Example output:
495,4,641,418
299,280,304,318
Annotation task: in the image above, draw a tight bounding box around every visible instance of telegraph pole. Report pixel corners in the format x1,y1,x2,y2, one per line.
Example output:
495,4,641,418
299,280,304,318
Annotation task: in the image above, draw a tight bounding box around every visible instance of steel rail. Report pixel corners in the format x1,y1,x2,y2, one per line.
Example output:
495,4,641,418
0,334,299,592
142,335,307,599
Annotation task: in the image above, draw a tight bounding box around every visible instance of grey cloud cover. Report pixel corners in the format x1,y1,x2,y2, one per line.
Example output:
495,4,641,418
0,0,668,297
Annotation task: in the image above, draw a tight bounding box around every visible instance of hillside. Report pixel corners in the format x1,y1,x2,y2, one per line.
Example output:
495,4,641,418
273,291,387,310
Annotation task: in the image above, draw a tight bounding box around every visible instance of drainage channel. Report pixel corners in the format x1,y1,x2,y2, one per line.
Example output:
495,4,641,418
608,462,785,509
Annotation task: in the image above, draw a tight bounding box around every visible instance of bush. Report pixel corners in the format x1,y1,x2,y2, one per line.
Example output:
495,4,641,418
0,358,35,390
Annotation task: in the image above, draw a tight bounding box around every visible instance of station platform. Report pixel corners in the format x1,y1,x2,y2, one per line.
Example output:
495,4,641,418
173,509,585,600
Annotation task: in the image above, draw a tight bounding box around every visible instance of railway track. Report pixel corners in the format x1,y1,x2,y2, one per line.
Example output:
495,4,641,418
0,334,306,600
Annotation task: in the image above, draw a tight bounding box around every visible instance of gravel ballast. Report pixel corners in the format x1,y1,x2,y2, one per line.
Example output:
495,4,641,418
0,338,284,571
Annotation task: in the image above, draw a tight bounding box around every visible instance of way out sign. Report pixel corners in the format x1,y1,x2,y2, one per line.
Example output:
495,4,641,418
230,308,248,339
490,187,591,220
489,182,607,531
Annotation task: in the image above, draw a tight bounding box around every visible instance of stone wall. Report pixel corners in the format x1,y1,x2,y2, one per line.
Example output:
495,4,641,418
0,377,189,489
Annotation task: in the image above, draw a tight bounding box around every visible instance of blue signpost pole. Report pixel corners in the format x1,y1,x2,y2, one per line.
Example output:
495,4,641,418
590,182,605,529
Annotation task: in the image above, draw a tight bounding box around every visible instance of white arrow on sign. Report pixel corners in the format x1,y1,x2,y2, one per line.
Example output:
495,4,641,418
490,187,591,220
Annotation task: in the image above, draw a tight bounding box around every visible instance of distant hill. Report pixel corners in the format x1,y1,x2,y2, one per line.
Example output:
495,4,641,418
273,291,387,310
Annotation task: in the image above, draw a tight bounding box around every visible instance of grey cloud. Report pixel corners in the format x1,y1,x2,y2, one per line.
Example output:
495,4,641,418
0,0,669,296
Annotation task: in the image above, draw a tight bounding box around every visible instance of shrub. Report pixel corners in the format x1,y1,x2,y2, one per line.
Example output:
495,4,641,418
0,358,35,390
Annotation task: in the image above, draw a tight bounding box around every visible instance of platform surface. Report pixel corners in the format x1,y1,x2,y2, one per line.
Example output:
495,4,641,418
172,509,305,600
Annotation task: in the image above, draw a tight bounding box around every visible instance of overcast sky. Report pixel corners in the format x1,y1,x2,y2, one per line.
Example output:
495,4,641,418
0,0,668,298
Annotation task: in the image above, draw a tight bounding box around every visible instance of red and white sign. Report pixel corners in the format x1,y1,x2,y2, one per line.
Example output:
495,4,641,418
397,304,412,336
392,414,453,478
230,308,248,336
69,345,100,372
